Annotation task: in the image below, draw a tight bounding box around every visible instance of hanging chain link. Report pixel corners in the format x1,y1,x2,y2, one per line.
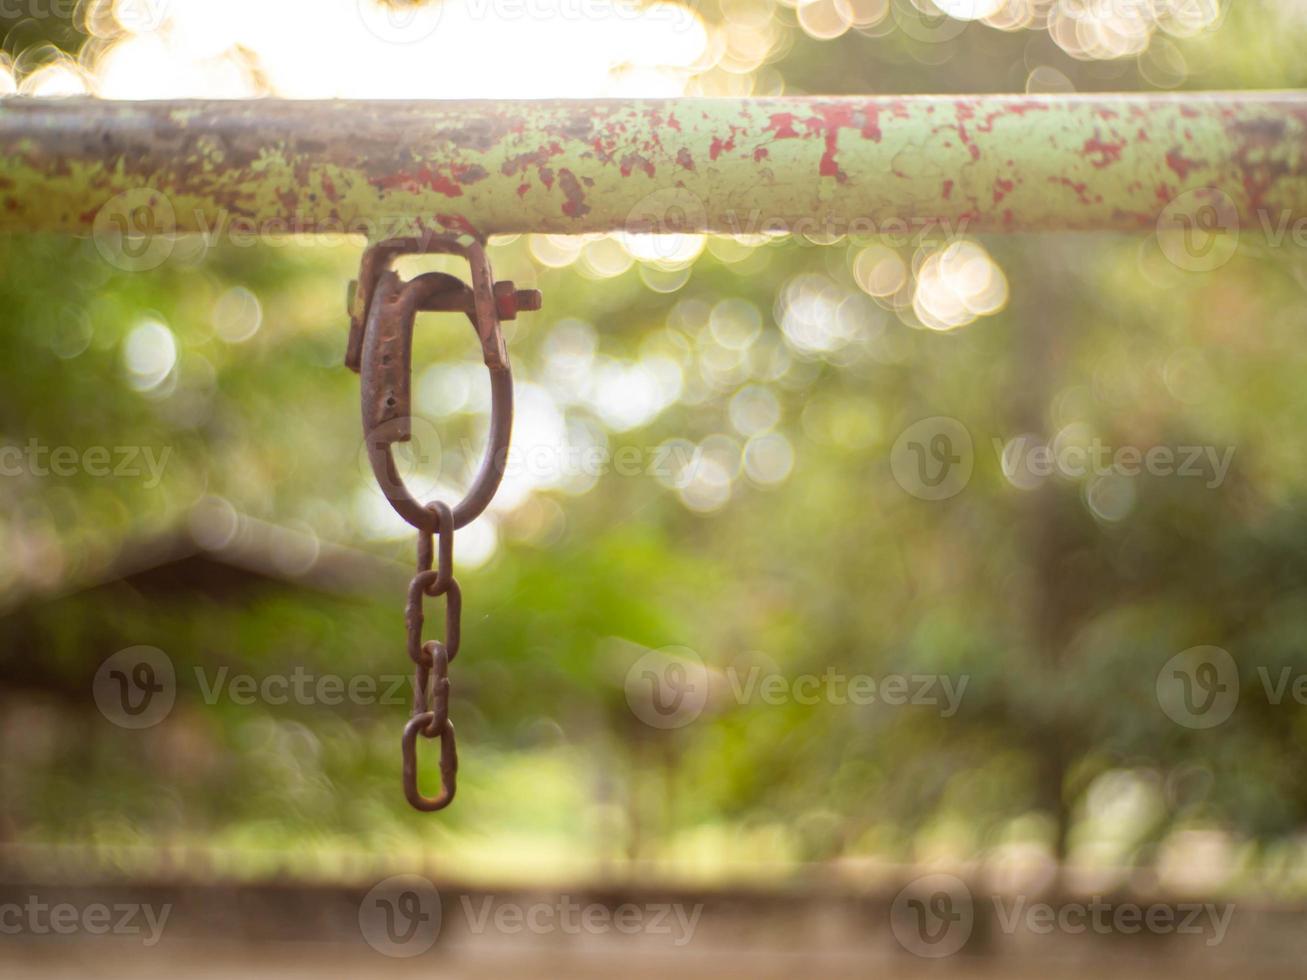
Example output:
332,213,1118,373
402,500,461,811
347,234,540,812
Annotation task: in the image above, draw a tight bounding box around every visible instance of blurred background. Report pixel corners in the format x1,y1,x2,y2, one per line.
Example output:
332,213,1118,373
3,0,1307,975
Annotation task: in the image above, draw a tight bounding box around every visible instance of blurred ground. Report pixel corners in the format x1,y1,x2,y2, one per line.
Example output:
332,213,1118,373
2,877,1305,978
10,945,1302,980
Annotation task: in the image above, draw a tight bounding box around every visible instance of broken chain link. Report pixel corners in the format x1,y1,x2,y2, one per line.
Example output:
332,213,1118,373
347,234,540,812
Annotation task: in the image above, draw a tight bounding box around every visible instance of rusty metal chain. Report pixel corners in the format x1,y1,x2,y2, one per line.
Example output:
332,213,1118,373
347,234,540,812
402,500,460,811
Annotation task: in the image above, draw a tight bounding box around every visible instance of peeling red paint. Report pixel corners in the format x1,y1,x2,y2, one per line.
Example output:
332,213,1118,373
766,113,799,139
1165,149,1202,180
955,102,981,162
1049,175,1093,205
976,101,1049,134
373,165,464,197
3,95,1304,237
709,131,738,160
500,142,563,177
558,168,589,217
1229,117,1291,213
435,212,477,236
811,104,857,182
860,101,883,142
1082,135,1126,169
620,152,655,178
763,101,895,181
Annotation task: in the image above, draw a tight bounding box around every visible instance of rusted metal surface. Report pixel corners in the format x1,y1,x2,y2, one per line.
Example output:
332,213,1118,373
354,236,522,533
403,501,460,813
353,236,528,812
1,94,1306,237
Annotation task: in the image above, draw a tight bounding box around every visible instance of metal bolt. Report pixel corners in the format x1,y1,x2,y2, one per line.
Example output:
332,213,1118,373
493,280,542,320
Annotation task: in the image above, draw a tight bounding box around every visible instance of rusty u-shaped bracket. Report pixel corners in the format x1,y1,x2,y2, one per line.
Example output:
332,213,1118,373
347,236,540,533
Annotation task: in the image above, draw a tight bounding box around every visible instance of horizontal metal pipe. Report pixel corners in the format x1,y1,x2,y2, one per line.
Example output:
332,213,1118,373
0,94,1304,238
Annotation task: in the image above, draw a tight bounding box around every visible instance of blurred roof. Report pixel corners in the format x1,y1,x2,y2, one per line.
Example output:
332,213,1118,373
2,499,409,611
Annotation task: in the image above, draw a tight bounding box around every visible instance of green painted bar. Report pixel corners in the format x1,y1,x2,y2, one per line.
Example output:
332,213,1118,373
0,94,1303,238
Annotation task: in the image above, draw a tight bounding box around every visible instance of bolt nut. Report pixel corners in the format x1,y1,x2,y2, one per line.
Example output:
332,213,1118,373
493,280,542,320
